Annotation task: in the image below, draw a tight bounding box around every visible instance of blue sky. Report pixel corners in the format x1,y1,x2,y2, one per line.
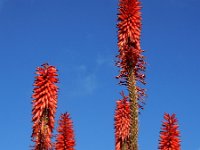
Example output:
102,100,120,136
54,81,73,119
0,0,199,149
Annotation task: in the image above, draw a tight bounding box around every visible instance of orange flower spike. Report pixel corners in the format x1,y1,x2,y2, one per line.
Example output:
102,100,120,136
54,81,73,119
159,113,181,150
55,113,76,150
116,0,146,102
114,92,131,150
116,1,145,149
31,63,58,150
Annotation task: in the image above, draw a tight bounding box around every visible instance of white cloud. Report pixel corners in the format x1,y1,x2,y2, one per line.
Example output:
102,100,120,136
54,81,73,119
69,65,97,97
96,53,113,67
96,55,107,66
67,53,113,98
76,64,87,72
82,73,97,94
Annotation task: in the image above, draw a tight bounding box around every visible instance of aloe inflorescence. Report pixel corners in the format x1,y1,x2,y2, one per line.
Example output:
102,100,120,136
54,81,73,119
115,0,146,149
31,63,58,150
55,112,75,150
115,92,131,150
159,113,181,150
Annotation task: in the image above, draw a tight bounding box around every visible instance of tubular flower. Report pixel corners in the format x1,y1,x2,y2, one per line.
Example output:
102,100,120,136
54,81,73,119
31,63,58,150
116,0,146,104
55,113,75,150
159,113,181,150
115,92,131,150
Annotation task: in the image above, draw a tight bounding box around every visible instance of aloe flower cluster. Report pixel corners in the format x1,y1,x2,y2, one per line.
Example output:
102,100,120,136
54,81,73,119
159,113,181,150
31,63,58,150
55,113,75,150
116,0,146,104
115,0,146,149
115,92,131,150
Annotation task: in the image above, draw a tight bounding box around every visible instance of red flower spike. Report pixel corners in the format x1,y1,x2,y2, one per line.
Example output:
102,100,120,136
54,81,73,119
116,0,146,106
31,63,58,150
159,113,181,150
55,113,75,150
115,92,131,150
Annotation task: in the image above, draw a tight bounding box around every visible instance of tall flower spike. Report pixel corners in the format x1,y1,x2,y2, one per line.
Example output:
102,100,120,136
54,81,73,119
31,63,58,150
116,0,146,149
117,0,146,104
55,113,75,150
115,92,131,150
159,113,181,150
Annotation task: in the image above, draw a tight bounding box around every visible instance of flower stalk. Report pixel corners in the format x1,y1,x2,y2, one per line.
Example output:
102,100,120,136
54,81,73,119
55,112,75,150
159,113,181,150
31,63,58,150
115,92,131,150
116,0,146,149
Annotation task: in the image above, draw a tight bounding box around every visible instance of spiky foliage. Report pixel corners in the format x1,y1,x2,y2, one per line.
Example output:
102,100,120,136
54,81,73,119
116,0,146,149
55,113,75,150
31,63,58,150
115,92,131,150
159,113,181,150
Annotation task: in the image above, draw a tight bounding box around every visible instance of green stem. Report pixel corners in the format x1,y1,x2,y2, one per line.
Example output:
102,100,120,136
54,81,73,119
128,70,138,150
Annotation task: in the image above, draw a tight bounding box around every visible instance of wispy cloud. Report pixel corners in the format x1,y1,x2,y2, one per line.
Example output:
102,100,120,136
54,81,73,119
69,65,97,97
81,73,96,94
96,53,113,67
67,53,114,98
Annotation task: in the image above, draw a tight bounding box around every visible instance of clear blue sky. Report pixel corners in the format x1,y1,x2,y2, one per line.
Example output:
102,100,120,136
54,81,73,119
0,0,199,149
